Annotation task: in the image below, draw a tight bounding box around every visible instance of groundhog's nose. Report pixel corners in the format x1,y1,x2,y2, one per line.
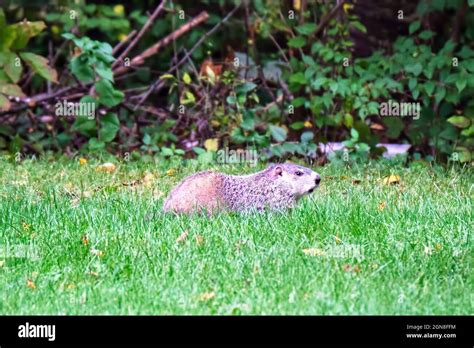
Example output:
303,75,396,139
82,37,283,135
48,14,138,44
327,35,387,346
315,174,321,185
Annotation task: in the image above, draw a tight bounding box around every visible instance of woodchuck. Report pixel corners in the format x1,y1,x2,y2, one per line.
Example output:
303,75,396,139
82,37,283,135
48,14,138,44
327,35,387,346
163,163,321,214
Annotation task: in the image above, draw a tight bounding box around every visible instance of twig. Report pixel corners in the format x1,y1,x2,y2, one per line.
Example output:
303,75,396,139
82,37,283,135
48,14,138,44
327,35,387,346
115,11,210,75
112,0,166,69
134,4,240,109
112,30,137,55
314,1,345,37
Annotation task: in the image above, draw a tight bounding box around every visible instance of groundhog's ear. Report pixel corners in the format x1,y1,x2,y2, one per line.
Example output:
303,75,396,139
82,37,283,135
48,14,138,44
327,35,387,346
273,165,283,176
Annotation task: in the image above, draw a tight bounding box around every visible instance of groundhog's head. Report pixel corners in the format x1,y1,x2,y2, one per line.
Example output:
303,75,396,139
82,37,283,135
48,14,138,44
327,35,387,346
267,163,321,198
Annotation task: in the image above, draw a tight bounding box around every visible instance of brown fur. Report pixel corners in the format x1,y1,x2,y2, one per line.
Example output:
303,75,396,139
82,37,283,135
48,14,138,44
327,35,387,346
163,171,225,214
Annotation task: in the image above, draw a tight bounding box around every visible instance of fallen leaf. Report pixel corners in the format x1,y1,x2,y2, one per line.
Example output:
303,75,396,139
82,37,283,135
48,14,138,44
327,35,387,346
302,248,326,256
370,123,384,130
167,168,176,177
424,245,433,255
435,243,442,251
27,279,36,289
90,248,104,257
142,172,155,187
198,291,215,301
382,175,401,185
204,138,219,152
79,157,88,165
378,201,386,211
96,162,116,173
22,221,31,231
87,271,99,277
176,230,189,243
304,120,312,128
342,264,352,272
334,234,342,244
82,235,89,246
195,234,204,246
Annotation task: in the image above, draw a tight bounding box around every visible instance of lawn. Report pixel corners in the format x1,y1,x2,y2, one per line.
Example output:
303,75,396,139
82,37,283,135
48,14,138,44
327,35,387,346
0,157,472,315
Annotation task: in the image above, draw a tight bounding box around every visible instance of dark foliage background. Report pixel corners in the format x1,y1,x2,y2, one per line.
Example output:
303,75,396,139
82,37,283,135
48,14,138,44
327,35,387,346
0,0,473,164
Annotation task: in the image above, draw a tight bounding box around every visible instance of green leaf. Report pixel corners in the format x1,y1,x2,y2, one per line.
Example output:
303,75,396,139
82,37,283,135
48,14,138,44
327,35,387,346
435,86,446,104
409,20,421,34
405,63,422,76
418,30,435,40
0,52,22,83
183,72,192,85
0,94,11,111
269,125,287,142
295,23,317,36
0,83,25,97
382,117,404,139
99,112,120,142
408,78,417,91
19,52,58,83
95,79,124,108
288,36,306,48
350,128,359,140
300,131,314,143
0,25,16,51
456,77,467,93
351,21,367,33
70,54,95,83
447,116,470,128
72,117,96,137
9,21,46,51
88,137,105,151
423,81,436,96
290,121,305,130
289,72,307,85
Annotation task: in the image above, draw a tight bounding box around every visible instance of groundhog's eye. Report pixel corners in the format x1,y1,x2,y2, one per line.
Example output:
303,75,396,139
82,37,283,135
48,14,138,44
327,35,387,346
295,171,303,176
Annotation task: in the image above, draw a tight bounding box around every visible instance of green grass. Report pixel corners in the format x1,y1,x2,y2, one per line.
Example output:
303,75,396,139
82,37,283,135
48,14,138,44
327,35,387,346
0,157,472,315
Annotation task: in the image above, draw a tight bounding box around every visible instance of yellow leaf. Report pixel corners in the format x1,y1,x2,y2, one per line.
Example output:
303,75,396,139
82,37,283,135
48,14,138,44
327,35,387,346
378,201,386,211
302,248,326,256
198,291,215,301
183,72,192,85
343,3,354,13
382,174,400,185
293,0,301,11
160,74,175,80
27,279,36,289
113,4,124,15
96,162,116,173
90,248,104,257
79,157,88,165
176,230,189,243
118,33,127,42
195,235,204,246
142,172,155,187
205,65,216,84
166,168,176,177
204,138,219,152
304,121,312,128
82,235,89,246
334,234,342,244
